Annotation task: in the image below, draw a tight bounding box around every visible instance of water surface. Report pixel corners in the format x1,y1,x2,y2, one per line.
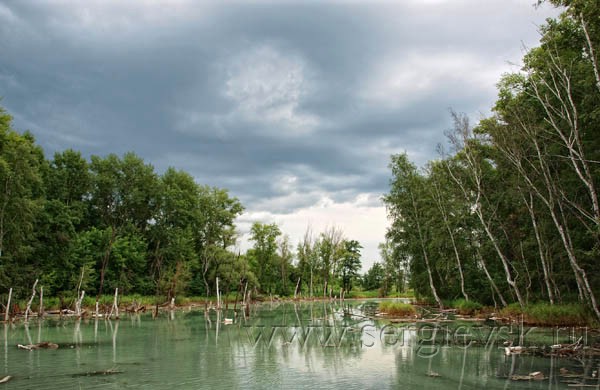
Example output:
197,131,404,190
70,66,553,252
1,300,598,389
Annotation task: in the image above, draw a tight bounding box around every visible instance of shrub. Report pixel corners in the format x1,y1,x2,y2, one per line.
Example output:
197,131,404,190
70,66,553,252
379,301,416,317
451,299,483,315
499,302,593,326
524,303,591,326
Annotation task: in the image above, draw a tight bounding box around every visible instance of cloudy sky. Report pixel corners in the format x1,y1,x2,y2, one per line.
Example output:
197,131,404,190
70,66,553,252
0,0,559,270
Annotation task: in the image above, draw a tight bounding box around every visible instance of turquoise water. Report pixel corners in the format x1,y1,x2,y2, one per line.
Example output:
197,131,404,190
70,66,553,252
1,301,598,389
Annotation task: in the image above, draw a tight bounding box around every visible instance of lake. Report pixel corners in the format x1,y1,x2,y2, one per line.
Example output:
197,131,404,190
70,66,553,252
1,300,598,389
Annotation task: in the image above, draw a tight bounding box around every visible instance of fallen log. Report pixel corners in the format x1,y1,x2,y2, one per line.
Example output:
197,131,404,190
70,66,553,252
510,371,545,381
17,342,59,351
0,376,11,384
72,367,122,377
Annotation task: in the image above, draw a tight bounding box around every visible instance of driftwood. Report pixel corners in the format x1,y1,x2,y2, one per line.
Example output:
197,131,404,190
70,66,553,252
0,376,11,384
125,302,146,313
72,367,123,377
17,342,59,351
510,371,545,381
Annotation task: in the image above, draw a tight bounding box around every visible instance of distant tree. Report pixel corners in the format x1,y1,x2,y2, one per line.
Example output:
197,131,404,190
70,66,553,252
247,222,281,294
362,262,385,292
0,108,44,293
339,240,362,292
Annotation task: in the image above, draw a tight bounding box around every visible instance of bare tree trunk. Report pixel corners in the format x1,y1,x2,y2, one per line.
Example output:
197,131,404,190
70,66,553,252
38,286,44,318
494,122,599,319
242,280,248,307
216,277,221,310
109,288,119,319
446,113,525,307
410,192,443,309
25,279,38,322
580,15,600,99
294,277,301,299
529,51,600,229
309,266,313,298
477,250,508,307
522,190,555,304
201,248,212,300
4,288,11,321
430,177,469,301
75,290,85,318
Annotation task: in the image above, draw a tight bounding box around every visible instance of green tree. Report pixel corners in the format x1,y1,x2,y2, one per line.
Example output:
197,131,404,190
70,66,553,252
362,262,385,292
247,222,281,294
0,108,44,293
339,240,362,292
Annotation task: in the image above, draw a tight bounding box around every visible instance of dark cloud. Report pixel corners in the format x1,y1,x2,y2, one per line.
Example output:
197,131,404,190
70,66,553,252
0,0,559,220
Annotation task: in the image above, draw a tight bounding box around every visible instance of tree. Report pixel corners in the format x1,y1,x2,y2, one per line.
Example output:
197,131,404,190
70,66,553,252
339,240,362,292
315,226,344,298
0,109,44,293
384,153,443,308
296,227,317,297
35,150,90,294
88,153,160,302
247,222,281,294
379,240,407,295
362,262,385,292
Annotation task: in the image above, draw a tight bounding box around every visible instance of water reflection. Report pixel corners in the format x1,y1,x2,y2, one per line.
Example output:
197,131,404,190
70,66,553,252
0,301,598,389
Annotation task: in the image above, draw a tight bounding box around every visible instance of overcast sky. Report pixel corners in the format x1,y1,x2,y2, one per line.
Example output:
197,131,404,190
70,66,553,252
0,0,560,271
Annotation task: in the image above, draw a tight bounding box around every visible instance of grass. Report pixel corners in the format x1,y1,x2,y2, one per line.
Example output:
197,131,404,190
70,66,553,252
378,301,416,317
499,302,594,327
450,299,483,315
345,289,415,299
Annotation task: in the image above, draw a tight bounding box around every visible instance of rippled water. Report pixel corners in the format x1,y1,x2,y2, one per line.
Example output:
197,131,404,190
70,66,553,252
1,300,598,389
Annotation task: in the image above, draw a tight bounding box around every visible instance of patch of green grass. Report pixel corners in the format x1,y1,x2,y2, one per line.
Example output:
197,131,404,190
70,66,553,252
450,299,483,315
346,290,381,299
379,301,416,317
499,302,593,327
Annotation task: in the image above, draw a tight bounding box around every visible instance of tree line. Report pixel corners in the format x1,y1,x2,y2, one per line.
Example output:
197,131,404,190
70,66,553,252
0,110,367,304
383,0,600,319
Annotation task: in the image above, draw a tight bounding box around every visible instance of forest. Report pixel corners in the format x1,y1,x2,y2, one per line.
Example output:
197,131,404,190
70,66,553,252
383,0,600,320
0,0,598,322
0,109,367,305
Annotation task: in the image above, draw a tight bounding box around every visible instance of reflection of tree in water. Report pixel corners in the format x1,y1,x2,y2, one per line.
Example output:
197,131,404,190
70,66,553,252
6,302,599,389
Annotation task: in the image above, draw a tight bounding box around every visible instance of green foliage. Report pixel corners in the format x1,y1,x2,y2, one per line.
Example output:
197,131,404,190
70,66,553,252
339,239,362,292
500,303,593,326
0,105,248,300
362,262,385,292
450,299,483,315
248,222,282,294
381,0,600,321
378,301,416,317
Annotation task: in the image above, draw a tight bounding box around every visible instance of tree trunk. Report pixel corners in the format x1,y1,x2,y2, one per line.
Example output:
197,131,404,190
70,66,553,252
4,288,11,321
25,279,38,322
97,226,117,305
477,251,508,307
523,191,555,304
431,179,469,301
411,193,443,309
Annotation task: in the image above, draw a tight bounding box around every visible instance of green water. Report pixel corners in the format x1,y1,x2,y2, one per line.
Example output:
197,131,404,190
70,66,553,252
1,300,598,389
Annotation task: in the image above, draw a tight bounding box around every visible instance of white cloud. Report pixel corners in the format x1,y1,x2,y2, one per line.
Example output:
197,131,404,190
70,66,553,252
222,45,319,134
237,192,388,272
47,0,208,40
360,51,508,109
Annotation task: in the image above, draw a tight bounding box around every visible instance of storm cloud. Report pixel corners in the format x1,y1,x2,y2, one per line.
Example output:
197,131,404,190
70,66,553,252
0,0,559,267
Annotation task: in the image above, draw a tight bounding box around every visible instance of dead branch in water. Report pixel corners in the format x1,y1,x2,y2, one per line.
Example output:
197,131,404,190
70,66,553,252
17,342,58,351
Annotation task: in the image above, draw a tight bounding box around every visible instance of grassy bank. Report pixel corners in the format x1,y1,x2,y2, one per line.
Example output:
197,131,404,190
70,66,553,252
499,302,595,327
378,301,416,317
448,299,483,315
